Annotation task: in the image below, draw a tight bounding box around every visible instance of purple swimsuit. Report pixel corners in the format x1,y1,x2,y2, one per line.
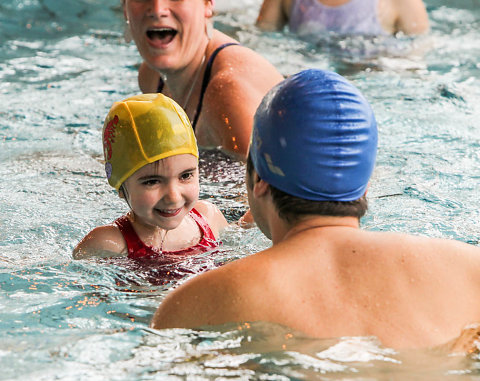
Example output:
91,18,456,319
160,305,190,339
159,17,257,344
289,0,387,36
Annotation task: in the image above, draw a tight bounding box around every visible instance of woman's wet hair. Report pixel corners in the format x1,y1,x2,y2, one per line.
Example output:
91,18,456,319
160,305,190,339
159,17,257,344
246,154,368,223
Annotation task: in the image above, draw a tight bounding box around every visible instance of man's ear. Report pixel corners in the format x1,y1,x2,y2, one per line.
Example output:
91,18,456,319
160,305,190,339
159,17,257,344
253,177,269,198
118,188,125,199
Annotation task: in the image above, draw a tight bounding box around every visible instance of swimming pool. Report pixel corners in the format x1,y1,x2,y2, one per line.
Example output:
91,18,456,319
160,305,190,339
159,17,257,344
1,0,480,379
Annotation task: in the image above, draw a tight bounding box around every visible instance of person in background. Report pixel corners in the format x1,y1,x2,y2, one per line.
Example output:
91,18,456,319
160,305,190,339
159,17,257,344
150,69,480,351
73,93,227,260
123,0,283,160
256,0,429,36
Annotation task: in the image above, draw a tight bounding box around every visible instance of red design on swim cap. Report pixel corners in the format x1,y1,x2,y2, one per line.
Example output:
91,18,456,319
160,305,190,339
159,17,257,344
104,115,118,161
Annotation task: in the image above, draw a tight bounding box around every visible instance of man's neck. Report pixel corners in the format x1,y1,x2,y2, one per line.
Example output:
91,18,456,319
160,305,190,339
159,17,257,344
271,215,360,244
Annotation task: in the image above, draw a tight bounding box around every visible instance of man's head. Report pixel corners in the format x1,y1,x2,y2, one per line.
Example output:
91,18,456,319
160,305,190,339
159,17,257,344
247,69,377,224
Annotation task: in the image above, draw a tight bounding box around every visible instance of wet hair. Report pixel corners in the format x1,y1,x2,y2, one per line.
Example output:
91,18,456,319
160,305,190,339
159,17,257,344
246,153,368,224
117,160,163,209
118,183,132,210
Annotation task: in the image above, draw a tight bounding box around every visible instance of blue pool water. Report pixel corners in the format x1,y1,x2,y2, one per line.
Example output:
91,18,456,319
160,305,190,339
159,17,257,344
1,0,480,379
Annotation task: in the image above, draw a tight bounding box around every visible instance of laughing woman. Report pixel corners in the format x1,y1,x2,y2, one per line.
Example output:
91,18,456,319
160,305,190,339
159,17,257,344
122,0,283,160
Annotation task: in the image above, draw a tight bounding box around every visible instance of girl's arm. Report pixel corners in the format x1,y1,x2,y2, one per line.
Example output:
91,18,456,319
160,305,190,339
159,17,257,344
256,0,289,31
73,224,127,259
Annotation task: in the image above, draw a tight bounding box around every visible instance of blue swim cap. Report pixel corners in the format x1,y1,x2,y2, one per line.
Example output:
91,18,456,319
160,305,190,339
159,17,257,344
250,69,377,202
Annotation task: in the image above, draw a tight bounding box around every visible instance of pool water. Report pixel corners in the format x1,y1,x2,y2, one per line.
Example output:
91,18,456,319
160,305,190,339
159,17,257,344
1,0,480,379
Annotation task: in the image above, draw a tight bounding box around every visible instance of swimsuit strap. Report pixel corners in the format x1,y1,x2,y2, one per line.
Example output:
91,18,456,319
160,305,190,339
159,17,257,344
157,77,164,93
191,42,240,129
156,43,240,129
114,208,218,259
188,207,217,241
114,214,148,257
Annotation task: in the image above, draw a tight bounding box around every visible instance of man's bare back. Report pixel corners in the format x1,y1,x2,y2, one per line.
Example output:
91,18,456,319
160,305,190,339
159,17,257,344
153,220,480,348
151,69,480,350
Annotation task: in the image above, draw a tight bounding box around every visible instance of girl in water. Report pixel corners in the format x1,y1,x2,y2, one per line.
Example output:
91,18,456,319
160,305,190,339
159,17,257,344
73,93,228,260
256,0,429,36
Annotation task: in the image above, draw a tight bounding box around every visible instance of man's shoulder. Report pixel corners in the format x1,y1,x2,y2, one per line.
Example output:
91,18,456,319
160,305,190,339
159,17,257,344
151,251,270,330
356,230,480,262
377,230,479,249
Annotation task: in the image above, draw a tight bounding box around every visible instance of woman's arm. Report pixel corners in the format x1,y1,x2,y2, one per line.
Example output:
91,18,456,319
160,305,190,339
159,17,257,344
201,44,283,160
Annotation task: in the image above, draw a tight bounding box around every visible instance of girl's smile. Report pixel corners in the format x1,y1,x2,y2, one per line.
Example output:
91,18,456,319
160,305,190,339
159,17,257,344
155,207,182,217
121,154,199,231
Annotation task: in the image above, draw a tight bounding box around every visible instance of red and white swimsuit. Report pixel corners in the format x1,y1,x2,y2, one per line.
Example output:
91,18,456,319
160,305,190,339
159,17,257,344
114,208,219,260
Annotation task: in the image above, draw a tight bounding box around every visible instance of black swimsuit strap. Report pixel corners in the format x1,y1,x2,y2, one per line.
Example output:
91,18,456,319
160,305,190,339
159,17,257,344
157,77,164,93
191,42,240,130
156,42,240,129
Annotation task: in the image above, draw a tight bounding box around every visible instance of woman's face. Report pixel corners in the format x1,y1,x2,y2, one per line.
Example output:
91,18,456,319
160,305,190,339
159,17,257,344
124,0,213,72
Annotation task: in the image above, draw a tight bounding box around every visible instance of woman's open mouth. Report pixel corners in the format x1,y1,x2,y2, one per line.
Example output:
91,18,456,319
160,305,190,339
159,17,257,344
146,28,177,46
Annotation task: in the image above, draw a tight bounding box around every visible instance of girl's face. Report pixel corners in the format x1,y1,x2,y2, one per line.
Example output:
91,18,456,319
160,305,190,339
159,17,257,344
122,154,199,231
124,0,213,72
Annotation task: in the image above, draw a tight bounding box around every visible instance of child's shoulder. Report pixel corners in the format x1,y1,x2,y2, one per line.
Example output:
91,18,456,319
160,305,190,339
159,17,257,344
73,222,126,259
193,200,228,239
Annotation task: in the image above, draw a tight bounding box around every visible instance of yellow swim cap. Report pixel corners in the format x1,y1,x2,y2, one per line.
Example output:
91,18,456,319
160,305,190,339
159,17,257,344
102,93,198,190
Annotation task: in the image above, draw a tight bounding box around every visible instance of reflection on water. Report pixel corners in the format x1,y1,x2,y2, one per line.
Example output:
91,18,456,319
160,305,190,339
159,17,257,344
199,149,248,221
1,0,480,379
